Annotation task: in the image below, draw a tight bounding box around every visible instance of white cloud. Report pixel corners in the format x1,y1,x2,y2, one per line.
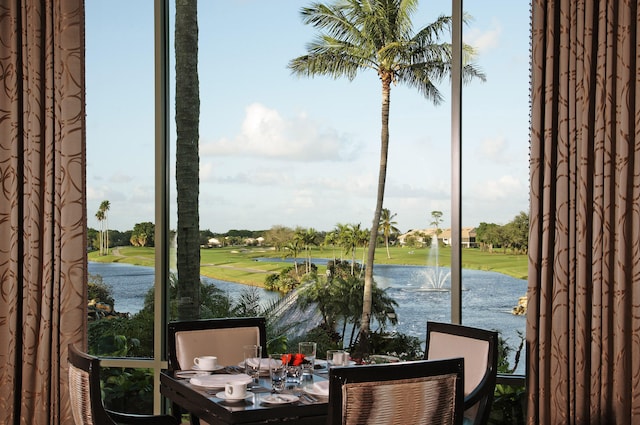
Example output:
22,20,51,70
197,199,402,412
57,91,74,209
199,162,213,181
478,135,511,163
465,19,502,54
471,175,522,201
109,173,133,183
201,103,358,161
290,189,315,210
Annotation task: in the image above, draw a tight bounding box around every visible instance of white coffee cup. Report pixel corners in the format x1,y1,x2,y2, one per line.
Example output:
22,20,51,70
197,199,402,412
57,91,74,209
193,355,218,370
327,349,349,367
224,381,247,399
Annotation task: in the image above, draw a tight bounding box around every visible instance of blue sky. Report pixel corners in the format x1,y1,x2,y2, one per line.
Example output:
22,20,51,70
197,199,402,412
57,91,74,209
86,1,530,234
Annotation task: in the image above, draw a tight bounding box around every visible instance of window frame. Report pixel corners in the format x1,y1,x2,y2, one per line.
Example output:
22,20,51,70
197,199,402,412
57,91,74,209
97,0,525,415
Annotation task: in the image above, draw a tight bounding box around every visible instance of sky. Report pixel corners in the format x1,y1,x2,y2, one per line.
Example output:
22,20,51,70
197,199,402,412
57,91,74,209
85,0,530,235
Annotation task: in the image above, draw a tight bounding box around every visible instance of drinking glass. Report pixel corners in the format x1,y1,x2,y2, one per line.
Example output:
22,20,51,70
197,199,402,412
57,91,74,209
243,344,262,384
298,342,316,389
269,354,287,392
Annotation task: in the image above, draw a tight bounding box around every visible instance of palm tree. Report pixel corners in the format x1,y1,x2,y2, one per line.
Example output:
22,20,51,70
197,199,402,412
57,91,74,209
355,225,370,278
175,0,201,320
337,223,360,275
95,209,105,255
296,227,318,273
99,200,110,255
323,231,338,262
430,210,443,235
289,0,485,345
284,240,301,274
334,223,352,263
379,208,400,259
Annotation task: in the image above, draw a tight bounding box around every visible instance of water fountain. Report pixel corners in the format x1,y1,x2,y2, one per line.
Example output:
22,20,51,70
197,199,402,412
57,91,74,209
415,234,451,291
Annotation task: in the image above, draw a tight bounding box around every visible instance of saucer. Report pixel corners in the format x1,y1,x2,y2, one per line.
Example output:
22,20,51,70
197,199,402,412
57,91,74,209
215,391,253,403
193,364,224,372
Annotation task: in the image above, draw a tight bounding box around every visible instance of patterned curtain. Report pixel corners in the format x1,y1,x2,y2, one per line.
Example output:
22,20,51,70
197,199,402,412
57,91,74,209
0,1,86,424
528,0,640,424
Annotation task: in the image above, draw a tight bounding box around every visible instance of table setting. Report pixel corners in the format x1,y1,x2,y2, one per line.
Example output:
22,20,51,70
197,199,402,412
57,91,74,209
168,341,332,411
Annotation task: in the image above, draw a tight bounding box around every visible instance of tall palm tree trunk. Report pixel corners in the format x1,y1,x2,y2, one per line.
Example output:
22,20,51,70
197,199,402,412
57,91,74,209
385,237,391,259
175,0,200,320
360,74,392,347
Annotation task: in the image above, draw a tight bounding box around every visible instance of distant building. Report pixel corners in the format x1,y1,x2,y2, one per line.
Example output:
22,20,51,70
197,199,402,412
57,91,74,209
207,237,222,247
397,227,476,248
439,227,477,248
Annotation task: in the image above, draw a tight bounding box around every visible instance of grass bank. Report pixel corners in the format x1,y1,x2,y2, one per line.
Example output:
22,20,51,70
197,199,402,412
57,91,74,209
89,245,528,286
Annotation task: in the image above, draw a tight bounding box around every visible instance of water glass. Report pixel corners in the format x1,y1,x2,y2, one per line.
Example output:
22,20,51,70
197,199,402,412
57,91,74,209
243,344,262,383
298,342,316,388
269,354,287,392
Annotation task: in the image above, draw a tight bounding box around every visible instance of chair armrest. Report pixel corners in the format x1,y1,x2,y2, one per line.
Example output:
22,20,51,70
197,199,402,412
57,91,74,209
106,409,179,425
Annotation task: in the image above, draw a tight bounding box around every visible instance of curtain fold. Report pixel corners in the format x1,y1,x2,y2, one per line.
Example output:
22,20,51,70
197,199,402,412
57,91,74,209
0,1,86,424
528,0,640,423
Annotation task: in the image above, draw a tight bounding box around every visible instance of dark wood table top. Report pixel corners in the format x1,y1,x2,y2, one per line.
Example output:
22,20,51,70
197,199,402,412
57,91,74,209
160,369,329,425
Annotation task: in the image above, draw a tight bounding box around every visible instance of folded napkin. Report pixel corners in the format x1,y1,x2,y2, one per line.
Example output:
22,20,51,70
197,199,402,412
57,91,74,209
245,358,280,370
311,381,329,396
190,373,252,388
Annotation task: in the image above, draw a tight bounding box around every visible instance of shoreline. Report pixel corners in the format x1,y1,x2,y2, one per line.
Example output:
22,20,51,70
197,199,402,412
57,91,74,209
88,245,528,286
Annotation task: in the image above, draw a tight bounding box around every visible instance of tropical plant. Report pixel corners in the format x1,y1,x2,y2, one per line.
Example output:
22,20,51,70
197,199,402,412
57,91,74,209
289,0,486,350
95,200,110,255
379,208,400,259
283,240,301,274
430,210,443,235
130,222,155,247
87,273,114,307
322,230,339,262
175,0,201,320
296,227,319,273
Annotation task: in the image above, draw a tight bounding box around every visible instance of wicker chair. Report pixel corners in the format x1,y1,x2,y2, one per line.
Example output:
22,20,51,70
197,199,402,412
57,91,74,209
167,317,267,425
67,344,178,425
425,322,499,425
327,358,465,425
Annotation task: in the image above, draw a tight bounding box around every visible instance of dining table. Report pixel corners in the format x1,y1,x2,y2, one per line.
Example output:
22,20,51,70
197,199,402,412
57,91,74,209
160,367,329,425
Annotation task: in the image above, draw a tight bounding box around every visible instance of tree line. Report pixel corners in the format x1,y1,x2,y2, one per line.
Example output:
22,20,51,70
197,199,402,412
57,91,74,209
475,211,529,254
88,210,530,257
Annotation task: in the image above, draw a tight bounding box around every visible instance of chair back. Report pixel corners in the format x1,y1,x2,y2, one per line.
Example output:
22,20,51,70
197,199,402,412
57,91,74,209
328,358,464,425
68,344,118,425
425,322,498,425
168,317,267,370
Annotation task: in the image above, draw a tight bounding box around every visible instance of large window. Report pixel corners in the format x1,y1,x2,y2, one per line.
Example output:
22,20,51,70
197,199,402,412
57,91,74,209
86,0,529,414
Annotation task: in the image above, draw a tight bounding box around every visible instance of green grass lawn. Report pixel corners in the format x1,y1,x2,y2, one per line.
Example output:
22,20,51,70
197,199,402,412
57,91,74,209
88,245,528,286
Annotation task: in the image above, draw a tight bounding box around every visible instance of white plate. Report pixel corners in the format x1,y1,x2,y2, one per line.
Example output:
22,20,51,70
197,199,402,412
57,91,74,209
215,391,253,403
192,364,224,372
175,370,210,379
190,374,252,388
261,394,299,405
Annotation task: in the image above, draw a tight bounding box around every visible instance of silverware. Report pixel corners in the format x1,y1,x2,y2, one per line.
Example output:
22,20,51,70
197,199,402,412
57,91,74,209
301,393,318,403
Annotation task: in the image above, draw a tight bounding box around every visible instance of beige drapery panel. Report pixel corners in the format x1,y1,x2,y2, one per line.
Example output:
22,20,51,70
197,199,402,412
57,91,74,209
527,0,640,423
0,1,86,424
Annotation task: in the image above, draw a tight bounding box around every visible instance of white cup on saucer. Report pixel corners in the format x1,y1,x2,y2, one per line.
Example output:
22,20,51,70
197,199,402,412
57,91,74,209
193,355,218,371
224,381,247,399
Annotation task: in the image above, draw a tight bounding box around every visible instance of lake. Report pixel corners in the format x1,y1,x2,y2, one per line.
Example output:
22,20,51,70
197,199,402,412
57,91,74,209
88,261,527,374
